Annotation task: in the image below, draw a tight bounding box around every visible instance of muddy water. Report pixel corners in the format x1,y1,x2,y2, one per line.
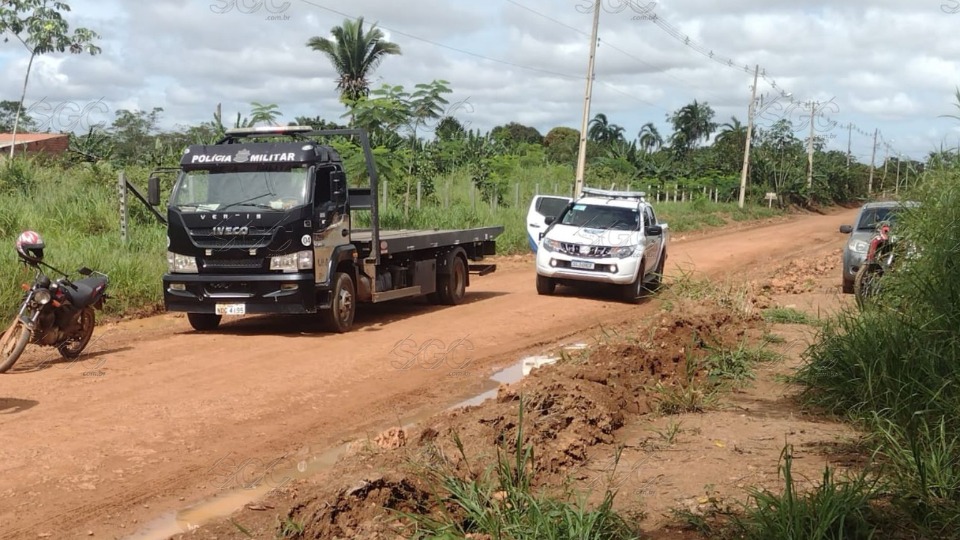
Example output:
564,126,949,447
124,344,585,540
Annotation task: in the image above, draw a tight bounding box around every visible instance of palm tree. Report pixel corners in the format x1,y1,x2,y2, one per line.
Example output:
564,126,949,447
715,116,745,145
588,113,611,142
637,122,663,153
249,102,282,126
306,17,402,103
668,100,717,156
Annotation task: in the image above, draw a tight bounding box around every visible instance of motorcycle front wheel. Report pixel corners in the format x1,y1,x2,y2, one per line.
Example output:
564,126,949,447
854,263,883,310
58,308,95,359
0,317,31,373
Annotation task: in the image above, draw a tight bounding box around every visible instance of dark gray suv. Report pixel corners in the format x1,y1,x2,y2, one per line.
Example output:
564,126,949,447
838,201,918,294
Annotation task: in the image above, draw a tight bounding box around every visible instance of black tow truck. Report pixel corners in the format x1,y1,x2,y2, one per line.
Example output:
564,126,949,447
148,126,502,332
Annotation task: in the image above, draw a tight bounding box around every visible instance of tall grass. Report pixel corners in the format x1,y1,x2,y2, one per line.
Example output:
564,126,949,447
795,167,960,535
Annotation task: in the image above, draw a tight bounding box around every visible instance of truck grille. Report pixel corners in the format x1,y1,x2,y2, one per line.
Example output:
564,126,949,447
559,243,612,258
190,227,275,249
202,258,263,270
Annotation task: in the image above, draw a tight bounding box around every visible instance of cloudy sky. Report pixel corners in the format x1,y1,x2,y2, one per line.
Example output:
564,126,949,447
1,0,958,163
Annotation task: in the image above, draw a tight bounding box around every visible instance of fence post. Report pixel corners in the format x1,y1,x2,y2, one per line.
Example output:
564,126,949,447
416,180,422,210
515,183,520,208
118,171,128,244
535,182,540,196
381,180,388,209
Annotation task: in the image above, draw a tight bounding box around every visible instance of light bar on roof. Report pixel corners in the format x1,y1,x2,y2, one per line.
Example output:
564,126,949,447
224,125,315,136
580,187,646,200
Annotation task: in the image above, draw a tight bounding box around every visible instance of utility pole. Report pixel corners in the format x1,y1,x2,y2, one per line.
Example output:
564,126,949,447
738,65,759,209
846,123,852,169
806,101,817,189
868,128,877,193
895,153,901,195
573,0,601,199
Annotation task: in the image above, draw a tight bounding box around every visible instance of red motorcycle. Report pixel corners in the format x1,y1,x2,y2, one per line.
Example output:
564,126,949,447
0,231,110,373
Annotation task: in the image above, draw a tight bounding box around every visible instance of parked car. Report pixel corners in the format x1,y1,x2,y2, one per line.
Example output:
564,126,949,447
526,195,573,252
839,200,918,294
533,187,668,303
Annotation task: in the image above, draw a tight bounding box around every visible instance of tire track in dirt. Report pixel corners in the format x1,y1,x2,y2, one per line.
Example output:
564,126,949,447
0,209,856,539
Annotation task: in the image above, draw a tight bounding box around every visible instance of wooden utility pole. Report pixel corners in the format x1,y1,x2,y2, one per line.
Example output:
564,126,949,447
738,65,759,209
868,129,877,193
573,0,601,199
806,101,817,189
846,123,852,168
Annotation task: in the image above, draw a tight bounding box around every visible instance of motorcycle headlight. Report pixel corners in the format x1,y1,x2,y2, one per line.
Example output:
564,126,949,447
33,288,51,305
167,252,198,273
849,240,869,254
270,250,314,272
611,245,639,259
542,238,560,252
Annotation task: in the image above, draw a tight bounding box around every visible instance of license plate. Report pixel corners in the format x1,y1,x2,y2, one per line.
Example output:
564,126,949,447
215,303,245,316
571,260,595,270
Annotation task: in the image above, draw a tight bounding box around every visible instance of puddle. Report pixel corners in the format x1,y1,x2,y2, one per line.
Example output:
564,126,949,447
126,342,589,539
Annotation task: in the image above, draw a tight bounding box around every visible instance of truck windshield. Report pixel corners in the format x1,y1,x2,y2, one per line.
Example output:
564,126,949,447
559,204,640,231
171,167,310,212
856,207,898,231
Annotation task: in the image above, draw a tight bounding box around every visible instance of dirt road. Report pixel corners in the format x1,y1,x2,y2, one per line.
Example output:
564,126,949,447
0,208,856,539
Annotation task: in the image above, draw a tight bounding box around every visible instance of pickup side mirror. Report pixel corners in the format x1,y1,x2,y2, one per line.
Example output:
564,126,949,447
329,170,347,204
645,225,663,236
147,176,161,206
544,216,555,225
839,225,853,234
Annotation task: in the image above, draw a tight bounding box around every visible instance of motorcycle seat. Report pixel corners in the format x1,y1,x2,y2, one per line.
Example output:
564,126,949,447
64,277,108,309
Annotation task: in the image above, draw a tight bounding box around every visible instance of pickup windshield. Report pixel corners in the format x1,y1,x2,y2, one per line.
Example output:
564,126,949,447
856,206,898,231
559,204,641,231
171,167,310,212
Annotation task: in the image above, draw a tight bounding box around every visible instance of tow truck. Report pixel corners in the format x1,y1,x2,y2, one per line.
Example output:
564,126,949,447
532,187,668,303
148,126,502,332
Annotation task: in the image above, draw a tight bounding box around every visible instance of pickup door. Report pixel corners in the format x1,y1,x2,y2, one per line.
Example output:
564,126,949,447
526,195,572,253
642,205,664,275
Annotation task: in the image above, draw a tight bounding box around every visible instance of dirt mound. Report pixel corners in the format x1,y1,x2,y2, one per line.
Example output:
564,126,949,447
761,250,842,294
249,301,762,539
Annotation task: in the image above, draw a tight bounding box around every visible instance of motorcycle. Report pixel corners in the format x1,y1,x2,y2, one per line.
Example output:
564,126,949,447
853,222,897,309
0,231,110,373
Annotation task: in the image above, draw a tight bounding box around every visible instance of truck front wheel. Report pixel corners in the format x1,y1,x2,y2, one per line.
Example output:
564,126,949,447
536,275,556,295
323,271,356,333
188,313,221,332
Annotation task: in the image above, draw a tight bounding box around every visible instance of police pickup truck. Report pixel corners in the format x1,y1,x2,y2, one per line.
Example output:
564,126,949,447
531,187,668,303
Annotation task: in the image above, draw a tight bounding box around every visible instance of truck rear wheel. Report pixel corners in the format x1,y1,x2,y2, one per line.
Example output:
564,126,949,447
188,313,221,332
644,252,666,293
430,254,467,306
323,271,356,333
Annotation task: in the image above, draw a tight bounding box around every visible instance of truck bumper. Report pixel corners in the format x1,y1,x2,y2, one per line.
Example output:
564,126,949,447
162,273,320,314
536,250,641,285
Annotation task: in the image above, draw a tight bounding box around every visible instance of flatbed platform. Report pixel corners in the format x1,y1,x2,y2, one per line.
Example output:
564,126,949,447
352,226,503,256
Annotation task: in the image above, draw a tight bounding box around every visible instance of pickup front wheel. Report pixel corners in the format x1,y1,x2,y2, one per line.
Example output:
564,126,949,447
536,275,556,295
621,263,646,304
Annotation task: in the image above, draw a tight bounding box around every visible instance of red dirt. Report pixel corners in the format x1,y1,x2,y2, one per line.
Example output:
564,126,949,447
0,208,857,539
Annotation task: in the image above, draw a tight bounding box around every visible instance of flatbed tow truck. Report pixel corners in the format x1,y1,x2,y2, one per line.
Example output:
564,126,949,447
148,126,502,332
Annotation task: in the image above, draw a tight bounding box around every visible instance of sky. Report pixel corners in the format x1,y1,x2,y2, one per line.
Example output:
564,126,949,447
1,0,959,164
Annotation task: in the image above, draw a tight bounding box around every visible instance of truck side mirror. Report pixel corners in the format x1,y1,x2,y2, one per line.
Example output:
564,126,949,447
839,225,853,234
645,225,663,236
148,176,161,206
329,171,347,204
544,216,555,225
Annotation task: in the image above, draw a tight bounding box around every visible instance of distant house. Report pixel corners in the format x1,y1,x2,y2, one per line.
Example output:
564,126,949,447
0,133,69,156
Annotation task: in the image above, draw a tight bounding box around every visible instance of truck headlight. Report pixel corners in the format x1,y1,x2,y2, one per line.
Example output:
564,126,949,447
270,250,314,272
167,252,198,273
542,238,560,252
849,240,869,254
611,245,639,259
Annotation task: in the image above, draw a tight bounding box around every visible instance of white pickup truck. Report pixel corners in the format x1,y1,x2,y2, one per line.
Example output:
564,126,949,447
529,188,669,303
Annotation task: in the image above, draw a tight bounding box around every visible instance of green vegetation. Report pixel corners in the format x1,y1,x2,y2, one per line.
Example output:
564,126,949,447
762,307,819,326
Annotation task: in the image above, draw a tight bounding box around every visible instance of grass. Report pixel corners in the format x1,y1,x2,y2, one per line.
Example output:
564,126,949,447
762,307,819,326
403,402,641,539
703,342,783,387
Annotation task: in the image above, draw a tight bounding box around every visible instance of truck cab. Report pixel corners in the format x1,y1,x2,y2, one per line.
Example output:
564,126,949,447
534,187,668,303
153,126,501,332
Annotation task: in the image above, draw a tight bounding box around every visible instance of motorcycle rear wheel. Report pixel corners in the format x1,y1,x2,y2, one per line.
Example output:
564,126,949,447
58,308,95,359
0,318,31,373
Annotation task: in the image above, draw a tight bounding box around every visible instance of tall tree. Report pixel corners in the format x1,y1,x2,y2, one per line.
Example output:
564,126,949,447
306,17,401,103
667,100,717,157
0,0,101,157
637,122,662,153
249,102,282,126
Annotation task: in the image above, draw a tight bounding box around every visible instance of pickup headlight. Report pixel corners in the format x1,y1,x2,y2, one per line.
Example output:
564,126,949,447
542,238,560,252
167,252,198,273
270,250,314,272
849,240,869,254
611,245,639,259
